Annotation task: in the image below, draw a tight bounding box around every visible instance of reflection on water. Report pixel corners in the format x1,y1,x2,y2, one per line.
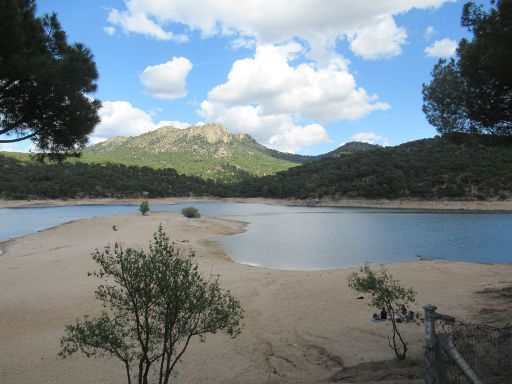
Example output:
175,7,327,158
1,201,511,270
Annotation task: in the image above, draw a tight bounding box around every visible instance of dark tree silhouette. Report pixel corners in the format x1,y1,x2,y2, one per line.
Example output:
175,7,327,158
423,0,512,136
0,0,101,159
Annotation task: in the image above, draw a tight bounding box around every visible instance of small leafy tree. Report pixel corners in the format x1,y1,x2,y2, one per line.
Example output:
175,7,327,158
59,225,243,384
181,207,200,218
139,201,149,216
348,264,416,360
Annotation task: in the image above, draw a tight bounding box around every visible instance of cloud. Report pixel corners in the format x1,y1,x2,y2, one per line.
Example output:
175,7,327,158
425,38,457,57
107,7,188,42
91,101,158,143
267,124,329,153
106,0,454,61
198,43,388,152
157,120,191,129
140,57,193,100
351,131,390,146
349,15,407,60
424,26,436,39
199,102,329,153
90,101,194,144
103,26,116,36
203,43,389,122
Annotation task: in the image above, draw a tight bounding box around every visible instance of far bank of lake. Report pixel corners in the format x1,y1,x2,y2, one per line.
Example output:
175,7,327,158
2,197,512,211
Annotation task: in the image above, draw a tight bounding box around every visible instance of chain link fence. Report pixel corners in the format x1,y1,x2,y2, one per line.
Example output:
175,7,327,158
424,305,512,384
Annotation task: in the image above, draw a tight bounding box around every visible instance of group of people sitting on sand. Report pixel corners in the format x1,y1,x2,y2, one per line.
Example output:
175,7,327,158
373,304,417,323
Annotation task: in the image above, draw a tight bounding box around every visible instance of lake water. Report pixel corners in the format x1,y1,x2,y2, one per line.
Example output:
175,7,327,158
0,201,511,270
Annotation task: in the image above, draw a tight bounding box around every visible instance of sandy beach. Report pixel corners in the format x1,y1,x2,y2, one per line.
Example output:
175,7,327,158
1,212,511,383
1,196,512,211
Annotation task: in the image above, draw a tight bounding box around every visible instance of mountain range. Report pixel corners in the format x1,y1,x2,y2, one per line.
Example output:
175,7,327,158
82,123,378,180
1,131,511,201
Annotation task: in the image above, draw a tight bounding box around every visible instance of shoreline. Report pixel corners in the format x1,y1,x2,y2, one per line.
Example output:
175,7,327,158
1,215,508,271
1,212,511,383
1,196,512,211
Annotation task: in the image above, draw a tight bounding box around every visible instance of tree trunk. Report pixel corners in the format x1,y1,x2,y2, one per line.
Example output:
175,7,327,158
387,307,407,360
125,362,132,384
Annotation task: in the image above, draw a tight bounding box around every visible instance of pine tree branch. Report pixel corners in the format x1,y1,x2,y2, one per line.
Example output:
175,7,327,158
0,132,37,143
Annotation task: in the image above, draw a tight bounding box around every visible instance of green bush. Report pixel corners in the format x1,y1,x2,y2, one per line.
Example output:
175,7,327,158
59,225,243,383
139,200,150,216
181,206,200,218
348,264,416,360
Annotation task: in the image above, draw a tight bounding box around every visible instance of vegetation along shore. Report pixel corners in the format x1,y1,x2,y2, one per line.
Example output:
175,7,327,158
2,133,512,203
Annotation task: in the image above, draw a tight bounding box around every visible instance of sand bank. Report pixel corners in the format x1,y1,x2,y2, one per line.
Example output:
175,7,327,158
0,212,511,383
1,196,512,211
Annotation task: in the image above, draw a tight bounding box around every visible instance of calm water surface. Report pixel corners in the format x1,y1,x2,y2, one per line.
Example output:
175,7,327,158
0,201,511,270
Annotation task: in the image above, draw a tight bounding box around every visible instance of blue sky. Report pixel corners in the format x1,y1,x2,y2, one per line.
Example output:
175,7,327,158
4,0,483,154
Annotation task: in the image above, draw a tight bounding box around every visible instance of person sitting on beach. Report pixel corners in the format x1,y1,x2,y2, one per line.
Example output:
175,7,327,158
379,308,388,320
400,304,407,316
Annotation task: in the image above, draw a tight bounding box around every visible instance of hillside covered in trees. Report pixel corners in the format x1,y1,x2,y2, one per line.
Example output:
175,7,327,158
81,123,378,178
236,134,512,200
2,134,512,201
82,123,298,181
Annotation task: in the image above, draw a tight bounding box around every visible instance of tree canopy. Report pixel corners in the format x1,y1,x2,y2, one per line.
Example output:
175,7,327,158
348,264,416,360
0,0,101,159
60,225,243,384
423,0,512,136
2,133,512,201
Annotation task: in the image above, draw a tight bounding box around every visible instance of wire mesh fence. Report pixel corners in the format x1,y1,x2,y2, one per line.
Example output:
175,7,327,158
432,312,511,384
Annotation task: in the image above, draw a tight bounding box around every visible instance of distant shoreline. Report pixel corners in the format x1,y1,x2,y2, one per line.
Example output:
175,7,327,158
1,196,512,211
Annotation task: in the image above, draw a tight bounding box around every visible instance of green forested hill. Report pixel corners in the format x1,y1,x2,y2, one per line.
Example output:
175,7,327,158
0,155,211,199
81,123,298,181
234,134,512,200
261,141,380,164
81,124,377,176
1,134,512,201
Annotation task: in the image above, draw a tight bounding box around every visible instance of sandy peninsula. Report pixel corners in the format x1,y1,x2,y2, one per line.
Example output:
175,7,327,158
0,212,511,384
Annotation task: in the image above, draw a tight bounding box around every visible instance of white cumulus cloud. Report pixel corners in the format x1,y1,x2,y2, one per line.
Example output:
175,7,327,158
425,38,457,57
349,15,407,60
106,0,455,61
199,102,329,153
157,120,191,129
203,43,390,121
268,124,329,153
107,7,188,42
92,101,158,143
90,101,192,144
198,43,388,152
351,132,390,146
140,57,193,100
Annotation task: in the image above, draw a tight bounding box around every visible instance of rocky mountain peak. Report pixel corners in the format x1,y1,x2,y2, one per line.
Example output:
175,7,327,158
186,123,231,144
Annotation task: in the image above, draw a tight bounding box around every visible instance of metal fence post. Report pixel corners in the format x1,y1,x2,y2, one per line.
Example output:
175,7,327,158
424,304,438,384
508,324,512,375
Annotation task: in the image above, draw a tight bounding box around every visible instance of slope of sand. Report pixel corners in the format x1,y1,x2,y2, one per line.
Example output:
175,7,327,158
0,212,511,384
